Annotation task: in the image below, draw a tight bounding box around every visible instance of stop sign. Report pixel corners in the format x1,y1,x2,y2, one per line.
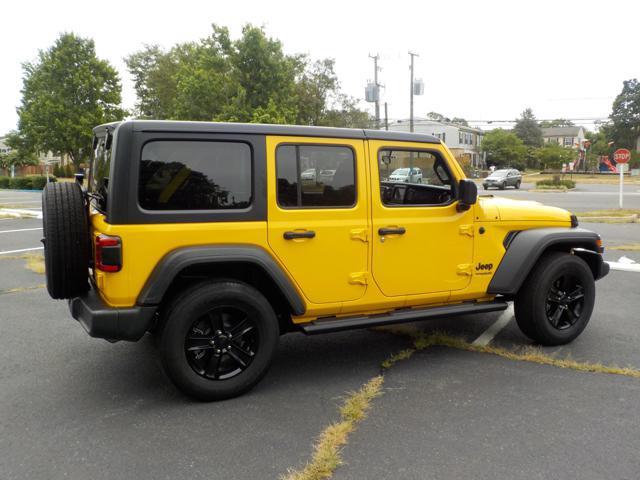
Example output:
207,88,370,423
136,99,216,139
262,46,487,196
614,148,631,164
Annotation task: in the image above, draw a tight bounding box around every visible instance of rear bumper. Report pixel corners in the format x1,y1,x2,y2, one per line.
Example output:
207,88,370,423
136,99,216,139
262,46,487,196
69,289,156,342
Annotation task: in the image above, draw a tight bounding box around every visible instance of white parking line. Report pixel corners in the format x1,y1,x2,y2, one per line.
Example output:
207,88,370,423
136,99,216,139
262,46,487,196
0,246,43,256
472,305,514,346
607,261,640,273
0,227,42,234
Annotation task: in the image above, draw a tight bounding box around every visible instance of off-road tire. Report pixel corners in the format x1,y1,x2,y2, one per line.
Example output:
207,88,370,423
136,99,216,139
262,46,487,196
514,251,595,346
42,182,90,299
159,280,279,401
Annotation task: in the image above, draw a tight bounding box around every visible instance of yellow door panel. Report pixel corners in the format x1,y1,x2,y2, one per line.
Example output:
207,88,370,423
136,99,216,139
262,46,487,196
368,140,474,297
266,136,369,304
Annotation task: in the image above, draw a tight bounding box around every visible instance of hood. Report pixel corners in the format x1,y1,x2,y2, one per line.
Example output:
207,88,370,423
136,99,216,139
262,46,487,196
477,195,571,223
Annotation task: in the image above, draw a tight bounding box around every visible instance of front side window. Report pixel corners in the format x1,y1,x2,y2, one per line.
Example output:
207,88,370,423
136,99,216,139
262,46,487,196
379,149,454,206
139,141,252,210
276,145,356,208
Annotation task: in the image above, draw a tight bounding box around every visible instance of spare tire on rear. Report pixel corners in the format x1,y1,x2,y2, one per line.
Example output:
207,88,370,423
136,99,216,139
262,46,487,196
42,182,90,299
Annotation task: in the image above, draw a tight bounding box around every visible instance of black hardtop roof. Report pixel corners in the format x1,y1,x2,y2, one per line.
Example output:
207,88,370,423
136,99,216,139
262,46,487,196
94,120,441,144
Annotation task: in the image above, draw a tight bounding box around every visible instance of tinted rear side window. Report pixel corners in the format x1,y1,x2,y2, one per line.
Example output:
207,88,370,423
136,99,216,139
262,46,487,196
139,141,252,210
276,145,356,208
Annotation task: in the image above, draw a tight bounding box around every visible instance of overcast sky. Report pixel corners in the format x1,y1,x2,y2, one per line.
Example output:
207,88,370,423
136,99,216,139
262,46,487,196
1,0,637,134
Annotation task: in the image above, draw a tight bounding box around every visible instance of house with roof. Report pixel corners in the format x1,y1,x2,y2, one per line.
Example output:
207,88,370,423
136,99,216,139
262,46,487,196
542,126,586,149
389,119,485,169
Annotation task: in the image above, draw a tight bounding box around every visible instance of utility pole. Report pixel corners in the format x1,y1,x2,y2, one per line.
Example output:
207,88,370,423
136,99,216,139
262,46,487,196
384,102,389,130
409,51,419,132
369,54,381,129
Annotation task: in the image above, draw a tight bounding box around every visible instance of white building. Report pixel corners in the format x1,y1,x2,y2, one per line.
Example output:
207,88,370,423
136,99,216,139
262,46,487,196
389,119,485,168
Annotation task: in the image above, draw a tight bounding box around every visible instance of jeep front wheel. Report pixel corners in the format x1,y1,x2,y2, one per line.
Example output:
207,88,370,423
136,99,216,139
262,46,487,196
514,252,595,346
159,280,279,401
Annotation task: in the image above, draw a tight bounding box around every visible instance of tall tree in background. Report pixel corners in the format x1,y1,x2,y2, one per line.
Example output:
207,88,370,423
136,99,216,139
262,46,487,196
540,119,575,128
17,33,126,167
609,78,640,150
480,129,527,169
514,108,543,147
125,24,372,128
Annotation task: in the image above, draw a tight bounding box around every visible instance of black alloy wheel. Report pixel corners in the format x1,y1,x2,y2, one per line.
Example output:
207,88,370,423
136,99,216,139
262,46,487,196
545,275,585,330
185,306,259,380
159,280,279,401
514,251,595,346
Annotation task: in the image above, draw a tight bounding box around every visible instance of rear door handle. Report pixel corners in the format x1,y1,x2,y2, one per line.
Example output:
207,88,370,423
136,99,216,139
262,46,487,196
378,227,406,236
283,230,316,240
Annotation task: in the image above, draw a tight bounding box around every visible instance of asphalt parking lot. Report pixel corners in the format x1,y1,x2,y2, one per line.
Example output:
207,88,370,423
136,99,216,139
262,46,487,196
1,188,639,479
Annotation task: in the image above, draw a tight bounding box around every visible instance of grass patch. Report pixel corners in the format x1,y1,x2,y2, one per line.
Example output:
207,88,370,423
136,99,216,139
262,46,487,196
608,244,640,251
0,284,45,295
381,348,415,369
578,209,640,217
24,254,45,274
282,376,384,480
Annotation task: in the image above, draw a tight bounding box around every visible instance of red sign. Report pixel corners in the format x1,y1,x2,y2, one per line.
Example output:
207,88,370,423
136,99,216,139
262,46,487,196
614,148,631,164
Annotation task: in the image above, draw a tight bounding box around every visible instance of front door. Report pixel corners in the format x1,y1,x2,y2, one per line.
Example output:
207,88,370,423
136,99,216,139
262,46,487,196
267,136,369,304
369,140,474,297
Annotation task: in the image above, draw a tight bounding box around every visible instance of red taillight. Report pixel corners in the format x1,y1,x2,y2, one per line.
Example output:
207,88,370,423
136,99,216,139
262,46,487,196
95,234,122,272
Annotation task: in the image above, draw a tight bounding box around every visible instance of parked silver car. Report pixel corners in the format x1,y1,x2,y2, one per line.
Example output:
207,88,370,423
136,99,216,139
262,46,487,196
483,169,522,190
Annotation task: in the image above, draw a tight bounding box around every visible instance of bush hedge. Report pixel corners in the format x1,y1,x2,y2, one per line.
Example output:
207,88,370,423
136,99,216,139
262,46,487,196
536,178,576,189
0,175,57,190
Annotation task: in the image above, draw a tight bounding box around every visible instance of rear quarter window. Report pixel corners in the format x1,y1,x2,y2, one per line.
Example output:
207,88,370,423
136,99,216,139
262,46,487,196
139,140,252,210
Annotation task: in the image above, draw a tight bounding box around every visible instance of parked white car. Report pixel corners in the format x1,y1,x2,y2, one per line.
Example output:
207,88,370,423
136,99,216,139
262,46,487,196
389,167,423,183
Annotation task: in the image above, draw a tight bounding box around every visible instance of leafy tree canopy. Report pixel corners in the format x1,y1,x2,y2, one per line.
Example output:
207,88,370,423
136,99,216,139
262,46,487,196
426,112,468,126
125,24,372,128
540,118,575,128
536,143,576,170
17,33,126,166
514,108,543,147
610,78,640,150
480,129,527,168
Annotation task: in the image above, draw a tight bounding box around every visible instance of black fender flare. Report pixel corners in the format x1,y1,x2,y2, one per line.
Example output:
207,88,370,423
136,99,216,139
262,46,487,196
487,228,607,295
136,245,306,315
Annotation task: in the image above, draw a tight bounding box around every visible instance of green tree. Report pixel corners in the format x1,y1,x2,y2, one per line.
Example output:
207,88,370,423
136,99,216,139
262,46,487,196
125,24,370,127
540,118,575,128
536,143,576,170
480,129,527,169
514,108,543,147
610,78,640,150
451,117,469,126
2,131,38,176
17,33,126,167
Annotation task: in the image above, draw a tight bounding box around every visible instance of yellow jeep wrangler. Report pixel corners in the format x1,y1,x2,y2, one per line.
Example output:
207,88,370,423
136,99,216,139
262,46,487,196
42,121,609,400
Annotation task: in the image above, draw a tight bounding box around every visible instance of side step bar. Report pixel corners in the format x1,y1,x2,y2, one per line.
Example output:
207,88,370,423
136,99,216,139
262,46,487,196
300,300,509,335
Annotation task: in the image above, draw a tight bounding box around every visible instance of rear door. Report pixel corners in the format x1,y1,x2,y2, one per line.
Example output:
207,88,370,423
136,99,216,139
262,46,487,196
266,136,369,304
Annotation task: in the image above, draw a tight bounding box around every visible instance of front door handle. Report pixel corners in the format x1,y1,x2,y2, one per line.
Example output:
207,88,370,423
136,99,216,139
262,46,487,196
378,227,406,236
284,230,316,240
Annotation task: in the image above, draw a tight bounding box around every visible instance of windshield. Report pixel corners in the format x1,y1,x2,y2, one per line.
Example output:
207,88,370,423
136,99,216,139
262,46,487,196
488,169,509,178
89,133,111,212
392,168,410,175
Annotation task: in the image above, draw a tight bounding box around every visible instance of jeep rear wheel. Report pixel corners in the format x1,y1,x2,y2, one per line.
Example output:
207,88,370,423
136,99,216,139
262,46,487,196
514,251,595,346
42,182,90,299
159,280,279,401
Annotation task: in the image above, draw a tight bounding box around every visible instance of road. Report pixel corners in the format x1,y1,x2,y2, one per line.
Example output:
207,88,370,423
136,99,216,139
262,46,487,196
1,188,639,479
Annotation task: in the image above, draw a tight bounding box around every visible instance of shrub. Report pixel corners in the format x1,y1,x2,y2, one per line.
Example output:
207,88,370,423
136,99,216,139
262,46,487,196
64,164,74,178
9,177,33,189
0,176,9,188
29,175,56,189
536,178,575,189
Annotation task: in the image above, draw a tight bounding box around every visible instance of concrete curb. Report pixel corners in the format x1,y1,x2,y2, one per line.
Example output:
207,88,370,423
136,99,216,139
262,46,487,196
528,188,573,193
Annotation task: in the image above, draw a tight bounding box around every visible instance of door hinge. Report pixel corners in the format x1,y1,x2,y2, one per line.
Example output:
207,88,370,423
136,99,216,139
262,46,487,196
348,272,368,285
350,229,369,243
456,264,472,276
459,225,474,237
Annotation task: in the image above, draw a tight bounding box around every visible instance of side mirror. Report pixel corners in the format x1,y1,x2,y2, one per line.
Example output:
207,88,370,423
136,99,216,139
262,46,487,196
457,179,477,212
